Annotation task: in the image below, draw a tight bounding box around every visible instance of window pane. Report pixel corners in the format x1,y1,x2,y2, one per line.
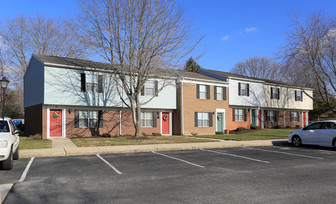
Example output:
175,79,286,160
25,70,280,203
79,111,87,119
79,119,88,128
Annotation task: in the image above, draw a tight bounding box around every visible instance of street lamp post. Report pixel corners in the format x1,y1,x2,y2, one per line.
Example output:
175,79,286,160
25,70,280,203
0,77,9,120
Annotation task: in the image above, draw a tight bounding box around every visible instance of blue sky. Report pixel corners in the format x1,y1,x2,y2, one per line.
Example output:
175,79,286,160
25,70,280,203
1,0,336,72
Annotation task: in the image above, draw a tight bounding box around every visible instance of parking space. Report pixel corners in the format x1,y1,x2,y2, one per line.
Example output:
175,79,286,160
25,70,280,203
3,144,336,203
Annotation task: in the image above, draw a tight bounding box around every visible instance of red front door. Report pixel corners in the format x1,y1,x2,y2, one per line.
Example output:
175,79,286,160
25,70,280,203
50,109,62,137
162,112,169,134
303,112,306,127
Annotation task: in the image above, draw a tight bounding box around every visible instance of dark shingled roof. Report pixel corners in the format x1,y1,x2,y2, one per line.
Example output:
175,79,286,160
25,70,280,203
34,54,114,70
202,69,311,89
33,54,226,83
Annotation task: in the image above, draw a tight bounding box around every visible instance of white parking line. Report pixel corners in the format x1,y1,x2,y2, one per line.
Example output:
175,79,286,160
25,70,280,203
201,149,270,164
244,147,324,159
19,157,34,182
96,154,123,175
152,151,205,168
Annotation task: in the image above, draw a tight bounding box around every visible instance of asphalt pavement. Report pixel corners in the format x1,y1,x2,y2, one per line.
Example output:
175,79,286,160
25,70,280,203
2,143,336,203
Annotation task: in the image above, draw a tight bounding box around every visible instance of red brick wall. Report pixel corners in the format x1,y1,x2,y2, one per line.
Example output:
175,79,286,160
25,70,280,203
65,109,161,138
263,110,303,128
229,108,251,130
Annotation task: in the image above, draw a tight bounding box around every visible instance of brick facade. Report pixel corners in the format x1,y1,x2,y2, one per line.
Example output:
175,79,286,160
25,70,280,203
35,107,162,138
179,82,229,135
229,108,251,130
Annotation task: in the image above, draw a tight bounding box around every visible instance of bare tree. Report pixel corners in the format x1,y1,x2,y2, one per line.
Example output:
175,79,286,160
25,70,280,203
282,12,336,113
0,15,87,87
77,0,202,137
231,56,285,81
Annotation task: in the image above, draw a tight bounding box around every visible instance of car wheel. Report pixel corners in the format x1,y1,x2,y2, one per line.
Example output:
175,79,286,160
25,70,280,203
1,147,13,170
13,146,19,160
292,136,302,147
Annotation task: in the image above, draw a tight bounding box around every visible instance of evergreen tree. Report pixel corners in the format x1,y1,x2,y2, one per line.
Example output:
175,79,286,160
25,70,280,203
183,57,200,72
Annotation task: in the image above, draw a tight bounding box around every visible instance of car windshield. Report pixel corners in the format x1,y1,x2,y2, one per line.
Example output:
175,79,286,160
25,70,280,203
0,120,10,132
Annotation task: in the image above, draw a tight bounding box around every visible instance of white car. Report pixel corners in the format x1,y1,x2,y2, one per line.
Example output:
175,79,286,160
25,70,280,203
0,118,20,170
288,120,336,148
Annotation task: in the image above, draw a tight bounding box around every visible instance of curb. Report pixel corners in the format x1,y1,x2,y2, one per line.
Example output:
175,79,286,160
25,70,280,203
0,183,13,203
20,140,288,158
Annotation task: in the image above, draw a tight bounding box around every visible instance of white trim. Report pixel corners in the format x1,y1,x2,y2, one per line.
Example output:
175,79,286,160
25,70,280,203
47,108,50,139
283,111,286,127
160,112,162,135
181,81,184,135
62,109,66,138
216,109,226,132
261,109,264,129
119,111,122,136
169,112,172,135
256,109,259,126
183,79,229,86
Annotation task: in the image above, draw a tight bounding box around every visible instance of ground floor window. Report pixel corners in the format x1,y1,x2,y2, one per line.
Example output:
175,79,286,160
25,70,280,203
266,110,277,122
75,110,102,128
290,111,299,122
141,112,157,127
232,108,247,121
195,112,213,127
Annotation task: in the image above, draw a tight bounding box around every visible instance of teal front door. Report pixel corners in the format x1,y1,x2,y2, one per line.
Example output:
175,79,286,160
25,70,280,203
251,109,256,126
217,113,223,132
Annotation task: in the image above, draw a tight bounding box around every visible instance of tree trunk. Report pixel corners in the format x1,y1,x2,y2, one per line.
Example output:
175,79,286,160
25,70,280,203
135,104,142,137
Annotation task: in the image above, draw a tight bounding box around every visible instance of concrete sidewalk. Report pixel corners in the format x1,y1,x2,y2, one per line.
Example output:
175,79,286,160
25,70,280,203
20,138,288,158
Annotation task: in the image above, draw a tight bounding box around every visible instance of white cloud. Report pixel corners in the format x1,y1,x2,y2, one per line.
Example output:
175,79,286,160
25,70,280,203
245,27,257,32
221,36,229,41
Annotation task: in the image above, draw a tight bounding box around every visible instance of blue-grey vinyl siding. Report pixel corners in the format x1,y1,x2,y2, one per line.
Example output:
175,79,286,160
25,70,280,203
43,66,177,109
24,56,45,108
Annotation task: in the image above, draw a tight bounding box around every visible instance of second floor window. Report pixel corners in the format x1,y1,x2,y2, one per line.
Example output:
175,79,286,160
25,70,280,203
214,86,226,100
271,87,280,99
238,82,249,96
197,84,210,99
295,90,303,101
81,73,103,93
141,81,158,97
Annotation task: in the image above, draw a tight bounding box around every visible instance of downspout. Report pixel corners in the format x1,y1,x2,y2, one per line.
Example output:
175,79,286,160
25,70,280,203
181,79,184,135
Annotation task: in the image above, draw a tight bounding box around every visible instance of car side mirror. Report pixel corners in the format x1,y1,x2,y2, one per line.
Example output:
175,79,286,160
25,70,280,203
14,129,20,134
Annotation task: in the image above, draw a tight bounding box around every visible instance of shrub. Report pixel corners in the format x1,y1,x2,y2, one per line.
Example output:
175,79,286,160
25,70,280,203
295,125,301,128
152,133,161,136
216,131,224,135
274,125,280,129
286,126,290,128
250,125,261,130
191,132,198,136
141,132,147,136
236,127,247,131
74,133,84,138
101,133,111,138
31,134,42,140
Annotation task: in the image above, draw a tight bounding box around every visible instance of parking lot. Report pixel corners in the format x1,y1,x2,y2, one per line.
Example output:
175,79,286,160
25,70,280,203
2,143,336,203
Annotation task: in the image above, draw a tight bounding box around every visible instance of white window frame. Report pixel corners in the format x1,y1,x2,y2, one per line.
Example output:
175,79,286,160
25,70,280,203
295,90,302,101
216,87,223,100
290,111,299,122
197,112,209,127
240,83,248,96
199,85,207,99
144,81,155,96
234,109,245,121
272,88,279,99
79,110,99,128
141,112,154,127
86,73,98,93
266,110,276,122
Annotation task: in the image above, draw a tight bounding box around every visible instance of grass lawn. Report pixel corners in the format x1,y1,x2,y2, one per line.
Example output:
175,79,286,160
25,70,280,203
19,137,52,149
193,129,296,141
71,136,216,147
